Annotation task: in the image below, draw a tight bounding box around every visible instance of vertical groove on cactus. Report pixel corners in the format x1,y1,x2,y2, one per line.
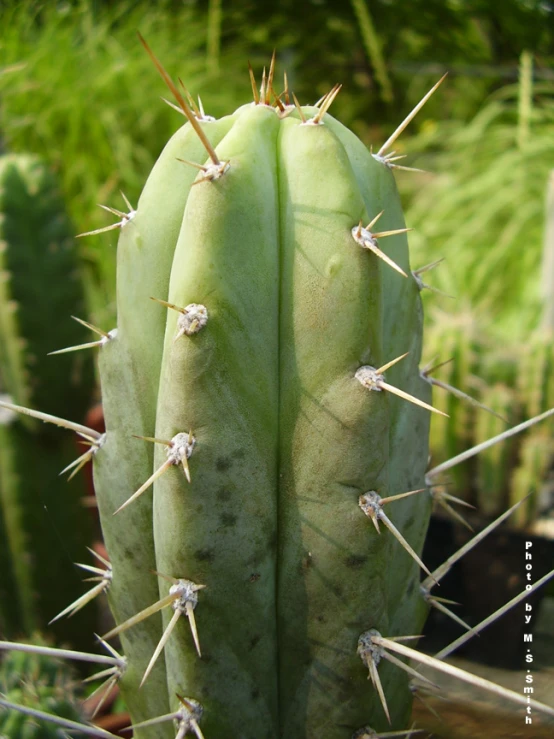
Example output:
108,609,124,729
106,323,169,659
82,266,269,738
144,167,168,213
0,154,94,648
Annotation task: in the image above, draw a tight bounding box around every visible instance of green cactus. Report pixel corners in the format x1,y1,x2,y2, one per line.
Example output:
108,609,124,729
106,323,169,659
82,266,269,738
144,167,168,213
0,154,95,646
2,48,554,739
78,47,447,736
0,636,84,738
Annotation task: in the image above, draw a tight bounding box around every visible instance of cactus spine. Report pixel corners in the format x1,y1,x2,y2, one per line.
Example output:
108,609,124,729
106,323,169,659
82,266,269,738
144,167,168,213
0,154,94,645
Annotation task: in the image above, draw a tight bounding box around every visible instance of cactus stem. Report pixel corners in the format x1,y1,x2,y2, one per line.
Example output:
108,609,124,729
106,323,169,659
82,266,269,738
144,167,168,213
434,567,554,661
113,431,195,514
150,297,209,339
309,84,342,125
0,698,119,738
359,491,436,580
420,496,528,593
373,633,554,718
355,358,448,417
351,218,409,277
427,406,554,478
377,74,447,157
138,32,221,166
0,399,101,441
125,695,204,738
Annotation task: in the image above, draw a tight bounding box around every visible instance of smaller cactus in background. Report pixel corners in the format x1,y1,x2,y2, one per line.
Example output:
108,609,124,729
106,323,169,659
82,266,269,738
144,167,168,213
0,154,95,647
424,168,554,530
0,636,84,738
425,326,554,529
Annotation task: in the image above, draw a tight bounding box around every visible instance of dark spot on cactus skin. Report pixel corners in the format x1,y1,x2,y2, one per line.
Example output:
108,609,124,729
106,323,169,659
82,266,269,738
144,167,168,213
346,553,368,568
217,487,232,501
195,548,215,563
251,688,260,700
249,634,260,651
216,456,232,471
219,511,237,528
249,573,261,582
317,615,325,623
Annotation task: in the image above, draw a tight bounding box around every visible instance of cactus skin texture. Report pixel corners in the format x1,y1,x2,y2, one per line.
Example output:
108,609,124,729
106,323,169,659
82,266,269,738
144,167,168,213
0,636,83,738
86,69,435,735
0,154,94,646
